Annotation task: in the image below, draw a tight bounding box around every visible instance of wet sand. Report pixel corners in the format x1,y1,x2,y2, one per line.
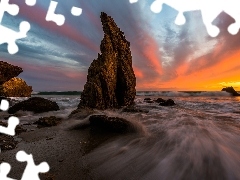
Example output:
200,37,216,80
1,120,98,180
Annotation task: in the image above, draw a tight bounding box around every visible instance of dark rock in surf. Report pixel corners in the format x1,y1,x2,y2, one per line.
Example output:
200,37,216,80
221,87,240,96
34,116,62,128
78,12,136,110
89,115,136,133
154,98,166,103
159,99,175,106
8,97,59,114
144,98,151,101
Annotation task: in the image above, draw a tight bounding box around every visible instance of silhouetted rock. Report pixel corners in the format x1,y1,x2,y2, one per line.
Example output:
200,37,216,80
144,98,151,101
8,97,59,114
89,115,136,133
221,87,240,96
0,77,32,97
0,61,23,85
154,98,166,103
78,12,136,110
34,116,62,128
159,99,176,106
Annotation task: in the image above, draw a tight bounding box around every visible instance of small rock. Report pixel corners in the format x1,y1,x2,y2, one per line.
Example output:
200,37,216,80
159,99,176,106
0,135,17,151
154,98,166,103
89,115,136,133
221,86,240,96
8,97,59,114
34,116,62,128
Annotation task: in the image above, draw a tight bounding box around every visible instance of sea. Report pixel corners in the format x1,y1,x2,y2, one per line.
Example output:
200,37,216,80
8,91,240,179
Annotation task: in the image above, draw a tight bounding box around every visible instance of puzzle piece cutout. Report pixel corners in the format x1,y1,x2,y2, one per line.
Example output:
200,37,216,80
25,0,37,6
0,99,9,111
16,151,50,180
0,163,16,180
71,6,82,16
131,0,240,37
0,100,19,153
46,0,65,26
0,0,31,54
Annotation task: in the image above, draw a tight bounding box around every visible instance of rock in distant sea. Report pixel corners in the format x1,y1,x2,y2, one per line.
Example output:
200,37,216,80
159,99,176,106
221,87,240,96
0,77,32,97
8,97,59,114
0,61,23,84
78,12,136,109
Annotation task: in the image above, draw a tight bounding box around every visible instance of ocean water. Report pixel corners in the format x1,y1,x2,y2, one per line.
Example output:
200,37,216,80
9,91,240,179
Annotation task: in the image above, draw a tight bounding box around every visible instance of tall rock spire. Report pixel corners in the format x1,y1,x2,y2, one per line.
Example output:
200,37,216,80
79,12,136,109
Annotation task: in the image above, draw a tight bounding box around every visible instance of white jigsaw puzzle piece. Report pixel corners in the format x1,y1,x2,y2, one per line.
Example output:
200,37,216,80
71,6,82,17
0,0,19,22
0,116,19,136
0,0,31,54
46,0,65,26
0,21,30,54
25,0,37,6
16,151,50,180
132,0,240,37
0,99,9,111
0,163,16,180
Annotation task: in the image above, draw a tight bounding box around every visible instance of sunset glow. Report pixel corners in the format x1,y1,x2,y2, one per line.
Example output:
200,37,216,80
1,0,239,91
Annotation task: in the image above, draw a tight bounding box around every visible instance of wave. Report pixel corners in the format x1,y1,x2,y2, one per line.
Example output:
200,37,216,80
136,91,231,97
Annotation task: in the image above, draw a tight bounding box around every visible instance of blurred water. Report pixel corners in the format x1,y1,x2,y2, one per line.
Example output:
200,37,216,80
9,92,240,179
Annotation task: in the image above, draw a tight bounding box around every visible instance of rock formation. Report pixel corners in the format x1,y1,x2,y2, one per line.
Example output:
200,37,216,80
221,87,240,96
78,12,136,109
0,61,23,84
8,97,60,114
1,77,32,97
0,61,32,97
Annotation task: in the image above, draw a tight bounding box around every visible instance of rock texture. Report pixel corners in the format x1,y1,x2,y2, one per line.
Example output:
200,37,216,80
159,99,176,106
1,77,32,97
89,115,136,133
79,12,136,109
222,87,240,96
8,97,59,114
0,61,23,84
34,116,62,128
0,61,32,97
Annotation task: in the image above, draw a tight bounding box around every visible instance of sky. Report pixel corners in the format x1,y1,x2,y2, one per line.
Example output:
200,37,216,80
1,0,240,91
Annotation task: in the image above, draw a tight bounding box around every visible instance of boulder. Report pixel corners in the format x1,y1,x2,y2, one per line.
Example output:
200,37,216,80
78,12,136,109
221,87,240,96
0,61,23,84
159,99,176,106
89,115,136,133
0,77,32,97
8,97,59,114
154,98,166,103
34,116,62,128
